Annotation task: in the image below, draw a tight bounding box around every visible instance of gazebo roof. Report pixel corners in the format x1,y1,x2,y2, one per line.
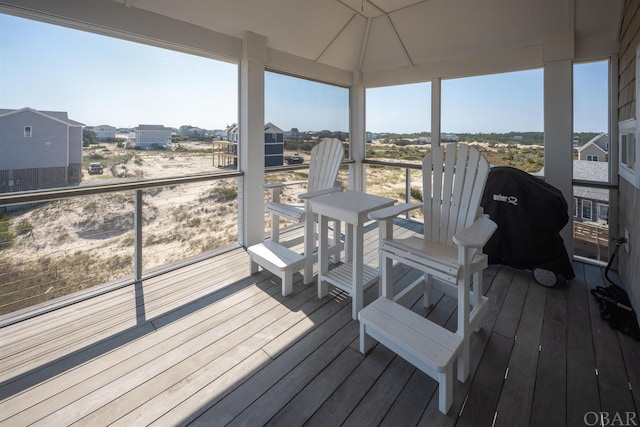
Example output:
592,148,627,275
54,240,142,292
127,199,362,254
111,0,624,76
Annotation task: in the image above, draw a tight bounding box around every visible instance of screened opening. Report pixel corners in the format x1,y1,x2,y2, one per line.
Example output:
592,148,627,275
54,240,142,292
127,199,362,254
441,69,544,172
572,60,610,263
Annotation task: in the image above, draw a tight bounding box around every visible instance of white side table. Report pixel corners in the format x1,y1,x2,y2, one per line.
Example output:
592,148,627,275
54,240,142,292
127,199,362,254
311,190,395,320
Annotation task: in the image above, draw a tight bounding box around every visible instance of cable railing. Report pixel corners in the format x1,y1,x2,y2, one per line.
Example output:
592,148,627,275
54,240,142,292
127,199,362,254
0,171,242,324
364,158,617,263
0,158,355,324
0,154,615,322
262,162,353,233
363,159,424,221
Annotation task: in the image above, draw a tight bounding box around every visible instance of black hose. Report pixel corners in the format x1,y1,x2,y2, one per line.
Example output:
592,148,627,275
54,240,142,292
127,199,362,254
604,237,626,287
593,236,640,340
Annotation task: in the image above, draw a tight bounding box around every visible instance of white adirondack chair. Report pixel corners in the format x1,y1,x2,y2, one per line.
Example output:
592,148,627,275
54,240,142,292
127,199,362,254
266,138,344,245
250,138,344,291
359,143,497,414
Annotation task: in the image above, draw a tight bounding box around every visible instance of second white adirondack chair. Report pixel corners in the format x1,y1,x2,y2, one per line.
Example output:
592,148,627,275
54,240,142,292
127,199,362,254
359,143,497,414
249,139,344,291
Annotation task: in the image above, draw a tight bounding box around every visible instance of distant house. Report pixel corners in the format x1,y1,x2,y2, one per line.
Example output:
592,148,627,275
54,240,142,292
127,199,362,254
366,131,377,143
572,160,609,223
226,124,238,144
441,133,459,142
179,125,207,138
578,133,608,162
224,122,284,167
91,124,117,141
0,107,84,193
210,129,226,140
264,122,284,167
535,159,609,224
572,136,580,147
134,125,172,150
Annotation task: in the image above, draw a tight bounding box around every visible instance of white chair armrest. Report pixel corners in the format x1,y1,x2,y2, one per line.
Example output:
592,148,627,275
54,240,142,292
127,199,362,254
368,203,421,221
298,186,341,200
453,214,497,248
264,180,307,189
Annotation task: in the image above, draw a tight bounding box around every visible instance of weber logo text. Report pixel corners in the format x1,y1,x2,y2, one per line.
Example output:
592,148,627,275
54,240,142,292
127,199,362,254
492,193,518,206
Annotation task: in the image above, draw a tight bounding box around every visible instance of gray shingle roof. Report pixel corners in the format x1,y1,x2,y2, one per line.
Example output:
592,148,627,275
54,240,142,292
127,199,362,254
0,107,84,126
534,160,609,202
579,133,609,154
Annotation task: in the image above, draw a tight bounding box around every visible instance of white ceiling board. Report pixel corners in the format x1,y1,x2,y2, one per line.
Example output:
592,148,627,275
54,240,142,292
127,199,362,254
317,14,368,71
16,0,624,76
339,0,383,18
374,0,429,14
361,14,412,71
118,0,351,63
393,0,546,64
575,0,624,40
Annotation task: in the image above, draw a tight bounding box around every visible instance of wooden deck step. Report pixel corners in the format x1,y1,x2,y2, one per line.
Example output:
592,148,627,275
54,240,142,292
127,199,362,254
358,296,462,414
248,240,306,296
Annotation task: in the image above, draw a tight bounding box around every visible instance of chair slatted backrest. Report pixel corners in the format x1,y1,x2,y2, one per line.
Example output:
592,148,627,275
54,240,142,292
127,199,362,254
422,143,490,245
307,138,344,193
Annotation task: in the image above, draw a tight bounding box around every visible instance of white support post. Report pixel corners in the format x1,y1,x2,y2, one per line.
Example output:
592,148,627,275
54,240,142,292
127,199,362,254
544,59,574,257
379,219,394,298
431,77,441,147
350,72,366,192
457,246,472,382
239,31,266,248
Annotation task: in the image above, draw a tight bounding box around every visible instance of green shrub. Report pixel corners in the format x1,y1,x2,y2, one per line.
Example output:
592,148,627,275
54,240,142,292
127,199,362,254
410,187,423,202
216,187,238,202
16,219,34,236
0,215,15,250
185,217,202,228
84,201,99,212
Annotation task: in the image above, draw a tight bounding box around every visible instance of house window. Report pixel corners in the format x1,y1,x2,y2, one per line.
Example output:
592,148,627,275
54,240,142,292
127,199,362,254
596,203,609,224
586,155,599,161
572,198,578,217
618,44,640,189
24,126,32,137
581,200,593,221
619,118,638,188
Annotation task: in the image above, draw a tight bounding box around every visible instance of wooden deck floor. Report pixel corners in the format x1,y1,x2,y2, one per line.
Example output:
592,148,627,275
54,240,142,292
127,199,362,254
0,219,638,426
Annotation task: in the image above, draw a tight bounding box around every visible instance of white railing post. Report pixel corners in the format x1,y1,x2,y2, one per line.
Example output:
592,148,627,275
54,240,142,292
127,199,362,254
134,189,143,282
134,189,147,323
405,168,411,219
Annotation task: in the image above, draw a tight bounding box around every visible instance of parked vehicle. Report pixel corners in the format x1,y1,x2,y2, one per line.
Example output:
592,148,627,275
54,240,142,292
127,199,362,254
285,153,304,165
87,162,104,174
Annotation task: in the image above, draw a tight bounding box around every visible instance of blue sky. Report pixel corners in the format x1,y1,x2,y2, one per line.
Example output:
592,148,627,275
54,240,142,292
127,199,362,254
1,13,608,134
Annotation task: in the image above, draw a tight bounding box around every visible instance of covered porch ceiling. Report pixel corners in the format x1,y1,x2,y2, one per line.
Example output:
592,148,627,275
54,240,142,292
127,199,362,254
0,0,625,87
111,0,624,78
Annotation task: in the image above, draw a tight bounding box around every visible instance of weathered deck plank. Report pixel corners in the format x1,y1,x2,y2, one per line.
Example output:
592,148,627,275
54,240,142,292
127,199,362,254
584,263,637,418
495,277,545,426
529,281,568,426
0,220,638,427
565,262,601,427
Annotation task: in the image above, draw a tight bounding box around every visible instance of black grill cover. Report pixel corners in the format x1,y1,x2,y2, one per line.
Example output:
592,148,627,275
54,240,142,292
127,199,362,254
480,166,575,280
